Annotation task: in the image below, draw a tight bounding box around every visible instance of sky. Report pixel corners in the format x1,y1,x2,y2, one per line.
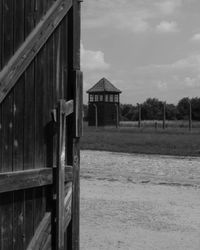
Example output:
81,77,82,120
81,0,200,105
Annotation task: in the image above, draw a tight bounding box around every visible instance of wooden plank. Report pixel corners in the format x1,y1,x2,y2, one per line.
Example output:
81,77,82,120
26,189,72,250
64,186,72,230
56,27,61,100
0,0,2,69
56,100,66,250
24,0,35,38
41,234,51,250
65,166,73,182
2,0,14,65
24,188,34,248
34,0,47,232
64,200,72,231
0,168,52,193
72,138,80,250
72,0,81,71
27,212,51,250
61,15,68,100
34,41,46,233
24,1,35,247
59,21,64,100
52,29,58,169
13,1,25,248
61,99,74,116
74,71,83,137
0,166,72,193
44,27,54,170
66,1,82,248
0,110,2,250
0,0,73,104
0,3,2,247
1,1,14,249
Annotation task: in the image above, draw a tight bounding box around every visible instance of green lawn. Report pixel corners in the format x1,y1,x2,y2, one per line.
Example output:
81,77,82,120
81,123,200,156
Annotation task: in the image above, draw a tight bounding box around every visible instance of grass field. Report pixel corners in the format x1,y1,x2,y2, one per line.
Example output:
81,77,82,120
81,122,200,156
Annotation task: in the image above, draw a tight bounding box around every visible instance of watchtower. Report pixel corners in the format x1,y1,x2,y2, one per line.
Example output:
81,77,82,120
87,78,121,126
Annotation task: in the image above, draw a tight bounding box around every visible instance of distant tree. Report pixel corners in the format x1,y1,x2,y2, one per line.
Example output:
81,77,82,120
191,97,200,120
142,98,163,120
176,97,190,120
120,96,200,122
120,104,134,121
166,104,177,120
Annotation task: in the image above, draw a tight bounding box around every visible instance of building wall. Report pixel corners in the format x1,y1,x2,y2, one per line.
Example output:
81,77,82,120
104,103,118,125
0,1,75,248
88,102,119,126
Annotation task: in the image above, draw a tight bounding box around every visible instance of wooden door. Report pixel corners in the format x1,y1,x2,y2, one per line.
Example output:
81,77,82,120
0,0,82,249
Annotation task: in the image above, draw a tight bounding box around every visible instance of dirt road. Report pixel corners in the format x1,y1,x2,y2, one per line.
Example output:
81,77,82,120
80,150,200,250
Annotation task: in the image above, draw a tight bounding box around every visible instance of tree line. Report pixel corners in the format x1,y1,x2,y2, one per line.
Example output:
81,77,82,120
120,97,200,121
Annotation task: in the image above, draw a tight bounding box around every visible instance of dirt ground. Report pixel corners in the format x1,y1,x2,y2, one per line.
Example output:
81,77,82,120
80,150,200,250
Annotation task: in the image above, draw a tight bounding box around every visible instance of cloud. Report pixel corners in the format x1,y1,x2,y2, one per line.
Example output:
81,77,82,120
157,81,167,90
156,21,179,33
83,6,151,33
82,0,154,33
81,44,110,71
156,0,182,15
137,54,200,73
191,33,200,41
113,10,150,33
131,53,200,98
184,76,200,87
83,0,184,34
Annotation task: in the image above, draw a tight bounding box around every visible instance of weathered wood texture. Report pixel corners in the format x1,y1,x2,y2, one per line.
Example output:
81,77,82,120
0,0,81,249
27,187,72,250
0,166,73,193
0,0,72,103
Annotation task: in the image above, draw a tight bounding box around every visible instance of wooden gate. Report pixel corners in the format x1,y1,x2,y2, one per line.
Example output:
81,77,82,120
0,0,82,249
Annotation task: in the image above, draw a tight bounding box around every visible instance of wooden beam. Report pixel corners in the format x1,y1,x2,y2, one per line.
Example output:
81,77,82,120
0,0,72,103
26,193,72,250
0,168,52,193
61,99,74,116
65,165,73,182
0,166,72,193
74,70,83,138
27,212,51,250
56,100,66,250
27,187,73,250
72,138,80,250
64,186,72,230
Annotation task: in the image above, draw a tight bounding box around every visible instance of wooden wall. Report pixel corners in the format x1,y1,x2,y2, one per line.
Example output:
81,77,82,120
88,102,119,126
0,0,73,249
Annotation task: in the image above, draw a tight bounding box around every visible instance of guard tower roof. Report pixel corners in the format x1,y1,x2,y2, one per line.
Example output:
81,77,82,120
87,78,122,93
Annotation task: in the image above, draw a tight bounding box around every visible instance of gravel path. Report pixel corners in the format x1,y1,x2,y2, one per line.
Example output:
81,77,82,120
80,150,200,250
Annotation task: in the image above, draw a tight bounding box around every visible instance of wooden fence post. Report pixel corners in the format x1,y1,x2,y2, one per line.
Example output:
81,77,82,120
137,103,141,128
163,102,166,130
115,103,119,128
56,100,66,250
93,104,98,129
188,100,192,132
72,70,83,250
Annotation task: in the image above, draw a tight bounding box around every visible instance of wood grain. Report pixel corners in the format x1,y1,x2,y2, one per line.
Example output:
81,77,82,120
0,0,72,103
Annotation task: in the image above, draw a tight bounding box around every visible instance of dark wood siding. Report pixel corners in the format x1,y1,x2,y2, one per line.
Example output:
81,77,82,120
88,102,119,126
0,1,74,249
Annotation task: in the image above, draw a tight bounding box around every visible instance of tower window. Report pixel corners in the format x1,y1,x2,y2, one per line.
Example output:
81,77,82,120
95,95,98,102
110,94,113,102
114,95,119,102
89,94,94,102
105,95,108,102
